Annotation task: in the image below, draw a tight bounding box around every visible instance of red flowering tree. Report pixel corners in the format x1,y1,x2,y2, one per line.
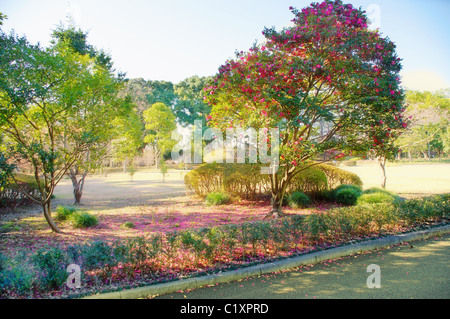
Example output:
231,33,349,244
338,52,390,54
204,0,407,217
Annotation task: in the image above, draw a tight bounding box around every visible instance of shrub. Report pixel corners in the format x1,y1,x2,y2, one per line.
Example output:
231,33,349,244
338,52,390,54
306,213,328,240
184,163,226,197
81,241,116,271
0,259,35,295
56,205,78,221
357,192,397,205
120,221,136,229
317,163,363,189
223,164,269,200
32,247,68,290
0,174,41,210
70,212,98,228
333,184,363,196
205,191,230,206
165,231,180,258
334,188,360,206
287,165,328,196
0,252,6,273
394,194,449,224
185,162,359,201
288,191,311,208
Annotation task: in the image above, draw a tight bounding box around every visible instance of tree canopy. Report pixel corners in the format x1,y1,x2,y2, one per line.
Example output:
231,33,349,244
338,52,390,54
204,0,407,215
143,102,177,172
0,24,126,231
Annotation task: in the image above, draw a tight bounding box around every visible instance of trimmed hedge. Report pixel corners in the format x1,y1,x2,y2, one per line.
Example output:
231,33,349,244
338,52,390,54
0,174,41,210
185,162,362,200
316,163,363,189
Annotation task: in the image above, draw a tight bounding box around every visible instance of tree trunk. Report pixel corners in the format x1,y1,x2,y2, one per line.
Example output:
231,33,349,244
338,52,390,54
154,145,159,170
68,168,88,205
267,192,286,218
43,200,61,233
266,173,289,219
378,156,387,189
123,158,128,173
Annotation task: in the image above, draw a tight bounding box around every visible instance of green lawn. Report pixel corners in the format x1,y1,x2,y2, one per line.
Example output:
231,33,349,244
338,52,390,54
340,162,450,197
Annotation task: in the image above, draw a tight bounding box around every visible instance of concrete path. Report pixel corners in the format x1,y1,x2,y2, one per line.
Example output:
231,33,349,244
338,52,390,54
156,233,450,299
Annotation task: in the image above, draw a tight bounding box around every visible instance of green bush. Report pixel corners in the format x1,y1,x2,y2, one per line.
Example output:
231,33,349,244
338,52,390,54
342,160,357,166
333,184,363,196
0,173,41,209
287,165,328,196
334,188,360,206
32,247,68,290
306,213,328,240
394,194,449,224
56,205,78,221
81,241,116,271
70,212,98,228
0,260,35,295
120,221,136,229
0,252,6,273
317,163,363,189
185,162,360,201
223,164,269,200
184,163,226,197
205,191,231,206
357,192,397,205
288,191,311,208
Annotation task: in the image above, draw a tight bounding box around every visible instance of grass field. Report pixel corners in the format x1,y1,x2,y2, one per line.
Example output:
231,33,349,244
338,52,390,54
340,162,450,197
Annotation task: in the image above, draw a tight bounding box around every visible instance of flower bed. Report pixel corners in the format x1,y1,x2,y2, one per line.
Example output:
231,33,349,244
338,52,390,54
0,194,448,298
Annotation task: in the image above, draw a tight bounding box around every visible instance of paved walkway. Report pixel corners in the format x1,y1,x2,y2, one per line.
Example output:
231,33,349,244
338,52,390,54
156,233,450,299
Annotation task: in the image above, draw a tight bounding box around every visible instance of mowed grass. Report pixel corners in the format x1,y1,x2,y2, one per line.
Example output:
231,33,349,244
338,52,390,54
340,162,450,197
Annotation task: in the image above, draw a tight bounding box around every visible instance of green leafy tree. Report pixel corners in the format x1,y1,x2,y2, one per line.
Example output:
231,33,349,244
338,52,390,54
174,75,213,127
143,102,177,179
0,30,123,232
109,105,144,172
51,22,114,70
205,0,406,216
50,24,129,204
0,12,6,25
0,151,14,191
145,80,176,108
396,90,449,160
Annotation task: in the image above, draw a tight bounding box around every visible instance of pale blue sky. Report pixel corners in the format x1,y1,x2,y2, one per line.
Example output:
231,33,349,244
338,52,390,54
1,0,449,91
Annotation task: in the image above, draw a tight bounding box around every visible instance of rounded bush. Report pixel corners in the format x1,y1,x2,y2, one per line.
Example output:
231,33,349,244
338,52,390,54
120,221,136,229
288,191,311,208
317,163,363,189
205,192,230,206
333,184,362,196
288,165,328,196
334,188,360,206
55,205,77,221
70,212,98,228
357,192,397,205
